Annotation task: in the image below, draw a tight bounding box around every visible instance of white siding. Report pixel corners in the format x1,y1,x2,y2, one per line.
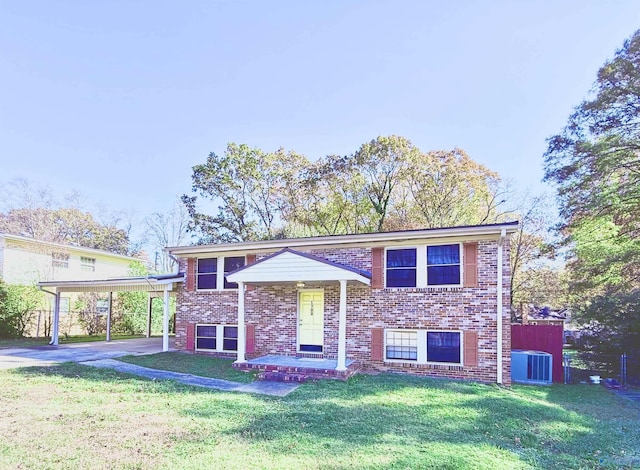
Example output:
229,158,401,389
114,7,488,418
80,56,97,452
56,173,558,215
0,237,137,285
227,251,369,284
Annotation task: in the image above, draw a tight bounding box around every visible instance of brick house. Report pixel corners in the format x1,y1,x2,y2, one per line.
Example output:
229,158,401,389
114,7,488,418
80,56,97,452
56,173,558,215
167,221,517,384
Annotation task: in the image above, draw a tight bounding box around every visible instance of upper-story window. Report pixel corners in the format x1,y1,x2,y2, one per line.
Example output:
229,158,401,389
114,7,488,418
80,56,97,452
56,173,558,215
386,248,417,287
427,244,460,285
81,256,96,272
223,256,245,289
385,244,462,288
52,252,69,269
197,256,245,290
197,258,218,290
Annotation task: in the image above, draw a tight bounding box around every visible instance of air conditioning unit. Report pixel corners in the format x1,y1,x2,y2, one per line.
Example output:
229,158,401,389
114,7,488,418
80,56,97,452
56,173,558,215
511,350,553,385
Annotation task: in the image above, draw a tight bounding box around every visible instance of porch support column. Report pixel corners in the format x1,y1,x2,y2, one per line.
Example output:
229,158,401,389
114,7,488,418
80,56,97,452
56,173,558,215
146,295,153,338
162,288,170,352
106,292,113,342
50,290,60,346
235,282,246,364
336,279,348,371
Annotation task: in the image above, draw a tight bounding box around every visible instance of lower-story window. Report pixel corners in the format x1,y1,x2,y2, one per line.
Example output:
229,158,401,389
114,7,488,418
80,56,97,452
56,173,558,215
427,331,461,364
196,324,238,352
384,329,462,365
386,330,418,360
223,326,238,351
196,325,217,350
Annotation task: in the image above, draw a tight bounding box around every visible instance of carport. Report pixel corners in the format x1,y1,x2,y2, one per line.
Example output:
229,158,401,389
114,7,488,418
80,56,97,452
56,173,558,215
38,274,184,352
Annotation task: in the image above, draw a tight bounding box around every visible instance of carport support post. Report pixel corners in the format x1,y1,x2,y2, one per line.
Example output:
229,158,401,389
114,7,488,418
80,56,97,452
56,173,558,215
50,290,60,346
106,292,112,342
336,280,347,371
162,288,170,352
146,295,153,338
235,282,246,364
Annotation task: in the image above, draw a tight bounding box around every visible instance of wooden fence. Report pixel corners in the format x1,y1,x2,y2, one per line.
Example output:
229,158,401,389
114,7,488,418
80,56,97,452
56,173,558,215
511,324,564,383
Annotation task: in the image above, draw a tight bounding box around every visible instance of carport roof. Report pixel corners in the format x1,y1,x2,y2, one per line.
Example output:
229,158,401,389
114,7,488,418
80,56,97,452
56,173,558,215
38,273,185,293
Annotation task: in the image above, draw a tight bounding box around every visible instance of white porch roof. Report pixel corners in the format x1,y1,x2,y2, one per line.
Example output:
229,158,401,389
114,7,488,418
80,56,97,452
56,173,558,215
226,248,371,285
37,273,185,293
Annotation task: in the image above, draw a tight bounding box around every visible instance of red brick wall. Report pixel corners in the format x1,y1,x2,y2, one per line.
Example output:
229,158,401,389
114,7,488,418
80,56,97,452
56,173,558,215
175,238,512,385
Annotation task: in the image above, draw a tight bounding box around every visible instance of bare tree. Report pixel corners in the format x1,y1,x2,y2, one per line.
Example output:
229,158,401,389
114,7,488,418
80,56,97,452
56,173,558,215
145,199,191,273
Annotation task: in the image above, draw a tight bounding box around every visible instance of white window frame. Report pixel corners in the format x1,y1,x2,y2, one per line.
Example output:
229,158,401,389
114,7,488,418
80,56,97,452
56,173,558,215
426,243,463,287
80,256,96,272
52,252,69,269
196,256,246,291
426,330,463,365
384,243,463,288
195,324,239,352
385,329,419,361
59,297,70,314
384,328,463,366
384,246,419,288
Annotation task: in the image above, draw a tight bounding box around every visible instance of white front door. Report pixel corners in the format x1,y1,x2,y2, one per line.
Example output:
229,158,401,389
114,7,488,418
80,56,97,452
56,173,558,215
298,290,324,352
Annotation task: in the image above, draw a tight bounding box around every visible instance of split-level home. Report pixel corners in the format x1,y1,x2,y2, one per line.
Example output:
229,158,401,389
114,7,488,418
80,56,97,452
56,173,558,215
167,221,517,384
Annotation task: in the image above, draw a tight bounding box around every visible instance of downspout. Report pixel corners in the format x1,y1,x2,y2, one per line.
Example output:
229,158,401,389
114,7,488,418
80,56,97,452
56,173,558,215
496,228,506,384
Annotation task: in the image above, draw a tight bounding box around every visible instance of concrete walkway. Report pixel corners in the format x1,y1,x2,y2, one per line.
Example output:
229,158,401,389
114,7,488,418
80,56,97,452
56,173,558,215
612,387,640,404
0,338,299,397
84,359,299,397
0,337,176,369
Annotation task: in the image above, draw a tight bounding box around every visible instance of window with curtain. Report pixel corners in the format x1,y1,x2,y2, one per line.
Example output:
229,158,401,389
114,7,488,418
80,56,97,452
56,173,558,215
223,326,238,351
196,325,217,350
386,248,417,287
223,256,245,289
427,331,461,363
197,258,217,290
427,244,461,285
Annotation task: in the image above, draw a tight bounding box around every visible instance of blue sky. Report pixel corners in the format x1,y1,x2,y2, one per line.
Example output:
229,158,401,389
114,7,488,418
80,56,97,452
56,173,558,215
1,1,638,224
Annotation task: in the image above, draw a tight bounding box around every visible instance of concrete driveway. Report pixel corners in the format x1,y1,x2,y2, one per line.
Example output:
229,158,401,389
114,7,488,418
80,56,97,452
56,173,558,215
0,337,175,369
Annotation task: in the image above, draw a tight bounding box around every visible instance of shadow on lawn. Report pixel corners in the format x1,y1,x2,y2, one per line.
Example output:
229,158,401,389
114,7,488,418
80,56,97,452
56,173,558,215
11,363,629,468
183,373,600,468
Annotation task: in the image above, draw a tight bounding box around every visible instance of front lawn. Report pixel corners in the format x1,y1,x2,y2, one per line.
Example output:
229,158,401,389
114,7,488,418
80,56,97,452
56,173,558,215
0,364,638,469
118,351,256,383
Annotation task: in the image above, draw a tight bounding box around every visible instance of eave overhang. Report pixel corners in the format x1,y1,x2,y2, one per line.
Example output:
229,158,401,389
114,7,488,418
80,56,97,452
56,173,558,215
167,221,519,258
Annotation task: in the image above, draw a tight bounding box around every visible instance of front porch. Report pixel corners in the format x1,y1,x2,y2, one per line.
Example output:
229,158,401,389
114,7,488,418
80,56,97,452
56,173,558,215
234,354,362,382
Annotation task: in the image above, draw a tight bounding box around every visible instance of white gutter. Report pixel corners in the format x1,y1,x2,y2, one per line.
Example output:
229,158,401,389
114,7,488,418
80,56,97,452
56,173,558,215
496,228,506,384
167,222,519,257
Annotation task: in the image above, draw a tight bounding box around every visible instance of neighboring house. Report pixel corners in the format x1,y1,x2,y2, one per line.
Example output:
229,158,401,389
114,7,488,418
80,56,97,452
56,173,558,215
0,233,140,331
522,306,581,344
167,222,518,384
522,306,568,327
0,233,139,285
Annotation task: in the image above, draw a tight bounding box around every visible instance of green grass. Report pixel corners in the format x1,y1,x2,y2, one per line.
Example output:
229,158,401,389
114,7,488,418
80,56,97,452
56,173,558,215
118,351,256,383
58,334,146,344
0,334,146,349
0,337,50,348
1,364,638,469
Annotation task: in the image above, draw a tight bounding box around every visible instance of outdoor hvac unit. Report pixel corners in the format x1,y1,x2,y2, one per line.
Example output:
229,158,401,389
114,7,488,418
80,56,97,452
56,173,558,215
511,350,553,385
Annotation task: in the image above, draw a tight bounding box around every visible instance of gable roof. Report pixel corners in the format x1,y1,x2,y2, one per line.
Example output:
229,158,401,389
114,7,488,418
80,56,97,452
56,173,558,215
0,233,139,262
167,221,519,257
226,248,371,285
